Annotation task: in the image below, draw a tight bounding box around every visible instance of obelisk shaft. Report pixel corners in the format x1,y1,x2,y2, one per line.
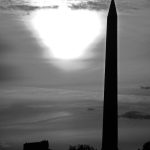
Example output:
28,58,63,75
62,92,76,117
101,0,118,150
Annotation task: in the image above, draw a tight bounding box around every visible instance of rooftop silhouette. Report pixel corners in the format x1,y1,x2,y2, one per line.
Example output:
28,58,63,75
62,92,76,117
23,140,51,150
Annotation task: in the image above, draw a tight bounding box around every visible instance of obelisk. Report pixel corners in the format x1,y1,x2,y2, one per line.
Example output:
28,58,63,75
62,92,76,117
101,0,118,150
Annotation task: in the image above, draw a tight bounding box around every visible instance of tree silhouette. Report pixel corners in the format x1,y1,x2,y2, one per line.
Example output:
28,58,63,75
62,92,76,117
142,141,150,150
68,144,97,150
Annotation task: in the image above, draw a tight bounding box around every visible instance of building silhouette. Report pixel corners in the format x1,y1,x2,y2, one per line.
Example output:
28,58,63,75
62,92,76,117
23,140,51,150
101,0,118,150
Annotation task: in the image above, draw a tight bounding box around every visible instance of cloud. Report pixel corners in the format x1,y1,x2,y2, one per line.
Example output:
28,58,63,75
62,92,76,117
0,64,22,82
67,0,149,12
0,87,101,105
140,86,150,90
0,38,11,55
119,111,150,120
0,0,145,12
0,36,23,83
69,1,108,10
0,4,59,11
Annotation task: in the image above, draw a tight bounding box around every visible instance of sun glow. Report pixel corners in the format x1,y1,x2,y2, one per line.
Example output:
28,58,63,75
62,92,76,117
29,7,105,61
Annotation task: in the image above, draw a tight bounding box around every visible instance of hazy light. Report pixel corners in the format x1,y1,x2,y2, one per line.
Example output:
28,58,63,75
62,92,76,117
27,3,106,69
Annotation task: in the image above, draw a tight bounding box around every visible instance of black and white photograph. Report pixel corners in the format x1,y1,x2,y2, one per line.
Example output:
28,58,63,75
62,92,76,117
0,0,150,150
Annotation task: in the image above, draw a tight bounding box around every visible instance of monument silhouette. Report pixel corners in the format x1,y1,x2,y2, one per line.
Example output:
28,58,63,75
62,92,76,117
101,0,118,150
22,0,118,149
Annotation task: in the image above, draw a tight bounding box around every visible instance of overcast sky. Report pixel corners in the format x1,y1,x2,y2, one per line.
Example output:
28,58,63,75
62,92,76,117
0,0,150,150
0,0,150,91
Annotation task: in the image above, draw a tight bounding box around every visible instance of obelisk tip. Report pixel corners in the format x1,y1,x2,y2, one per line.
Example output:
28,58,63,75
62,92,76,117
108,0,117,16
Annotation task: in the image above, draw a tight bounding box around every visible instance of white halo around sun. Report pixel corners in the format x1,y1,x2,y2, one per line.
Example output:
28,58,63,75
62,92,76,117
29,7,105,61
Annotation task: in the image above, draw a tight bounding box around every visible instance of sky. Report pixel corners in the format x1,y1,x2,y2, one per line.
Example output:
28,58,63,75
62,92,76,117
0,0,150,89
0,0,150,150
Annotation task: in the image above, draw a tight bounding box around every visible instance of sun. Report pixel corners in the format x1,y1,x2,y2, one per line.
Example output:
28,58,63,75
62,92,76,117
29,7,105,61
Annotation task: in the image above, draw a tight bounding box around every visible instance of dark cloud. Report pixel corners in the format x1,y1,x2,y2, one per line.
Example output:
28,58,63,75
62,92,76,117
69,1,109,10
116,2,140,11
0,64,22,82
87,107,95,111
0,38,12,55
0,4,59,11
140,86,150,90
69,0,143,11
119,111,150,120
0,37,23,83
0,0,144,12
